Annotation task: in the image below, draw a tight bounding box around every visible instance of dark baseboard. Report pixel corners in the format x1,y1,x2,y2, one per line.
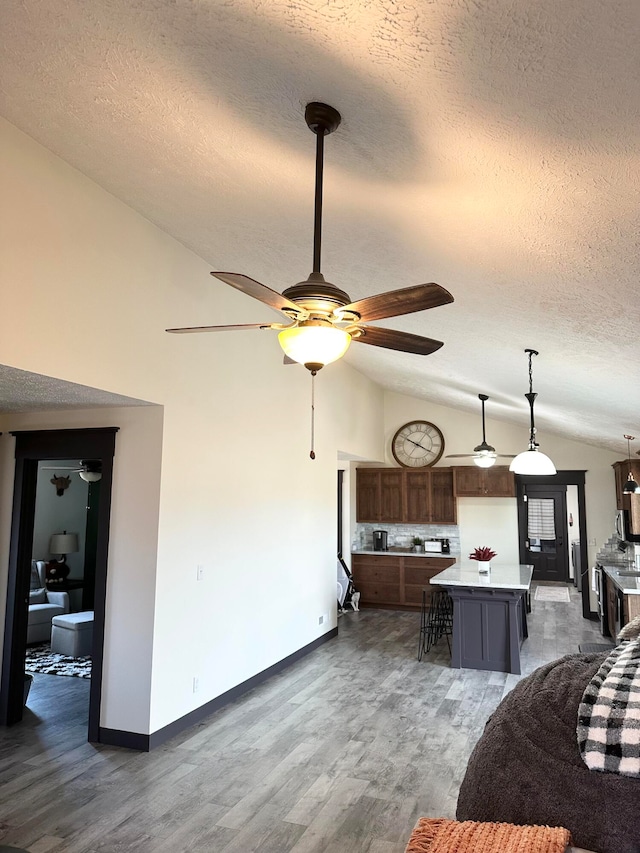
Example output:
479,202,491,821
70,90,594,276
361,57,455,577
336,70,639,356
97,627,338,752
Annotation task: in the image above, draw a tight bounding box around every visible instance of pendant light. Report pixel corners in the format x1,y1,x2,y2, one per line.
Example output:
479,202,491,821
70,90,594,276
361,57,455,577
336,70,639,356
509,349,556,475
622,435,640,494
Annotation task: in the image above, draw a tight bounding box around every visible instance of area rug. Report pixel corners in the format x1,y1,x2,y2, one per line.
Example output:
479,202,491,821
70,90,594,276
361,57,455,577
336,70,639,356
534,585,571,603
25,643,91,679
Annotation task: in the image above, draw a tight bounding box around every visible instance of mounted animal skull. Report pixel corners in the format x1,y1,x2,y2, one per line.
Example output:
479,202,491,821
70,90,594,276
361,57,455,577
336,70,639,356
50,475,71,496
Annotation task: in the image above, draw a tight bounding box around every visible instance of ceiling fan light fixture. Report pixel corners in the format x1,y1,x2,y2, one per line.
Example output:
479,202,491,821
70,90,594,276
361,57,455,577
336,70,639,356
278,323,351,371
79,470,102,483
474,450,497,468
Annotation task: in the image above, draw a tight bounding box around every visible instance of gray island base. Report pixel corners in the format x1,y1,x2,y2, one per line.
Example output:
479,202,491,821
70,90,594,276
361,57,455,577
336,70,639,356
430,564,534,674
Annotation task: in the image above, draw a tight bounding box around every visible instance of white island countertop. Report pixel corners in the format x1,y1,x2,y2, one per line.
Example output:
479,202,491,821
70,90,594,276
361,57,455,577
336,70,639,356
430,563,534,590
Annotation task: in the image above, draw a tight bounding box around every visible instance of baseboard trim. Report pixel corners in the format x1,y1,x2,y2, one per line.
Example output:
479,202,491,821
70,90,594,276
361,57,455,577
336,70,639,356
98,627,338,752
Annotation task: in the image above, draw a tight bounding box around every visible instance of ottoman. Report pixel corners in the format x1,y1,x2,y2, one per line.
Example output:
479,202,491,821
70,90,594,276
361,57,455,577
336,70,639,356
50,611,94,657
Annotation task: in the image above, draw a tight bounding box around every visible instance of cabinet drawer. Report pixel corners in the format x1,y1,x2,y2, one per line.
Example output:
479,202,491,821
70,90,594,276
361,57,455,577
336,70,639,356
404,556,455,571
352,564,399,584
356,581,401,604
404,565,443,586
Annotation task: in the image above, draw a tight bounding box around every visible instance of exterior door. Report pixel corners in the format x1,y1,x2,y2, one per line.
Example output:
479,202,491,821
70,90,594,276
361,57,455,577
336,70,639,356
520,486,569,582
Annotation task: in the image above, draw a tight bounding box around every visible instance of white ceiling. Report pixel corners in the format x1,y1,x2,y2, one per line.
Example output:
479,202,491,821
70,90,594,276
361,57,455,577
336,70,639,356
2,0,639,453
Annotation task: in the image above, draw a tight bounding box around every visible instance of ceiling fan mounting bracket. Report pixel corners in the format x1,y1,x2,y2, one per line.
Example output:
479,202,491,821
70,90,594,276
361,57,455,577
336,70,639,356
305,102,341,136
282,276,352,311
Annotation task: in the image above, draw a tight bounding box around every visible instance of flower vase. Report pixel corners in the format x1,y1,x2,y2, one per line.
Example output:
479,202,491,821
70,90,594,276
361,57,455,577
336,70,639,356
477,560,491,573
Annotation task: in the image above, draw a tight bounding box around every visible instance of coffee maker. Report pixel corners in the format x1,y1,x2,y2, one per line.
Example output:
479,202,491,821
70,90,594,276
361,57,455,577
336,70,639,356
373,530,388,551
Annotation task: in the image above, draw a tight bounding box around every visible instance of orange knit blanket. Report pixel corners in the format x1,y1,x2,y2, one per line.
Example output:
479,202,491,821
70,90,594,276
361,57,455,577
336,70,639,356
405,818,571,853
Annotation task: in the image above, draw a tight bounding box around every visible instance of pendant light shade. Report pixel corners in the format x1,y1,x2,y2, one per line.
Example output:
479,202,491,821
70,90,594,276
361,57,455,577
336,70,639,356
622,435,640,494
509,349,556,476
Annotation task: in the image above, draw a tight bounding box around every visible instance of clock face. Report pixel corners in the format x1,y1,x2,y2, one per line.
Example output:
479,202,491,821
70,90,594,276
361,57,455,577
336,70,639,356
391,421,445,468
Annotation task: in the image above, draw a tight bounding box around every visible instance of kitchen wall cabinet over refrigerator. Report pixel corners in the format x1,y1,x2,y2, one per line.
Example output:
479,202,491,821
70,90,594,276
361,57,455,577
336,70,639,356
453,466,515,498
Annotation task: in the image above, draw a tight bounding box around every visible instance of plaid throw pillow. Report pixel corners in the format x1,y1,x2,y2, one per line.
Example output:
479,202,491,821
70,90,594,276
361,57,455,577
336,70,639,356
577,638,640,778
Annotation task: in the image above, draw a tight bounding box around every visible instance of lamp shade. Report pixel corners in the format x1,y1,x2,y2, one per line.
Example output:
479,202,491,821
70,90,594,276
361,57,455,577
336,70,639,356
622,475,640,494
509,449,557,476
49,532,79,555
278,324,351,368
79,470,102,483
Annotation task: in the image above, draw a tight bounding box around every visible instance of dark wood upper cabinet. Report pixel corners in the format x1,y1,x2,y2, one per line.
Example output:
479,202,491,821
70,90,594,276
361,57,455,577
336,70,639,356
379,470,404,522
356,470,381,522
453,466,515,498
356,467,457,524
613,460,640,512
430,468,457,522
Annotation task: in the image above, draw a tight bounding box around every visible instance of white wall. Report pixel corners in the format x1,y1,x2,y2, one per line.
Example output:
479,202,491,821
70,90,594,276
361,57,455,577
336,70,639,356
457,498,520,567
0,117,384,735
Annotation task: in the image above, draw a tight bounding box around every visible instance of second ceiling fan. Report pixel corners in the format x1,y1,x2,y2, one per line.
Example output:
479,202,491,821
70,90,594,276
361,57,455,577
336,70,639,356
167,102,454,371
446,395,515,468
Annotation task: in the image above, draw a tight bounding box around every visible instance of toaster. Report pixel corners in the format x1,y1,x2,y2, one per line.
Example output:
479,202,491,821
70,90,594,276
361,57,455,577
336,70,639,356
423,540,443,553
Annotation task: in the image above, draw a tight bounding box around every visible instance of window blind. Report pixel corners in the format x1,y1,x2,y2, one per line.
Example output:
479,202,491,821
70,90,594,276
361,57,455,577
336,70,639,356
528,498,556,539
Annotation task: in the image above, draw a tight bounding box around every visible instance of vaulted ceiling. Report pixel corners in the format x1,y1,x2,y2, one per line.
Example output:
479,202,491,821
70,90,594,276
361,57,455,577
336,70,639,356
2,0,639,453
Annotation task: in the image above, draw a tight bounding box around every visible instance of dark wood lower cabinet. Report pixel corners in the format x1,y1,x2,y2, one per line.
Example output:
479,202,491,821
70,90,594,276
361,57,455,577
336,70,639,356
351,554,456,611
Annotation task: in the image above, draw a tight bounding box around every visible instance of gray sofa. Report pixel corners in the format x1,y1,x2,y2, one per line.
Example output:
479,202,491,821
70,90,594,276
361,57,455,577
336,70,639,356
28,561,70,644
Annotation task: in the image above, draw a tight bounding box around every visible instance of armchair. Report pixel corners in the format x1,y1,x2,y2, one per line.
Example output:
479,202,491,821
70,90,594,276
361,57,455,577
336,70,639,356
28,561,70,644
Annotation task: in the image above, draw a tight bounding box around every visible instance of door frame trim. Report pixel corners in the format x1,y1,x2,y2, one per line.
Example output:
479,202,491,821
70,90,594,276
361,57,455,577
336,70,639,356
0,427,118,739
516,471,592,619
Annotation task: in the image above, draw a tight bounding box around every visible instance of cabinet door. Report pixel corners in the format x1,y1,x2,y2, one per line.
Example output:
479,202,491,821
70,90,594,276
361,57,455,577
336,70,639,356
486,466,516,497
356,470,380,522
430,468,457,522
630,494,640,536
613,460,640,512
453,466,484,497
379,470,404,522
405,471,430,522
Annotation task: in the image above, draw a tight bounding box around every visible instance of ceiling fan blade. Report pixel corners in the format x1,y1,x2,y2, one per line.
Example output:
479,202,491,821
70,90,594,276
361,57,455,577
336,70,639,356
339,283,453,323
496,454,516,458
210,272,302,317
353,325,444,355
166,323,276,334
445,454,475,458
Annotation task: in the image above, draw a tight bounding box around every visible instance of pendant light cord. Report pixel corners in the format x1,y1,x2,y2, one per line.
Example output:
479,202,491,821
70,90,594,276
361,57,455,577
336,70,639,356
525,348,539,448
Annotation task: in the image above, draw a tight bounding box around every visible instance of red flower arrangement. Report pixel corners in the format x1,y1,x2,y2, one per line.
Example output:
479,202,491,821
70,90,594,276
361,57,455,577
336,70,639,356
469,546,497,562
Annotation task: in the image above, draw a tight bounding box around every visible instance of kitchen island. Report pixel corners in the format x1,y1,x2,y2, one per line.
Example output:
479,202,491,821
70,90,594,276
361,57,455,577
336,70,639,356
600,565,640,638
430,563,533,674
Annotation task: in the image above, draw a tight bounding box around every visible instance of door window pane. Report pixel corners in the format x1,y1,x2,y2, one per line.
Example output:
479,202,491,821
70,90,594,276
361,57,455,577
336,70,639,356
528,498,556,540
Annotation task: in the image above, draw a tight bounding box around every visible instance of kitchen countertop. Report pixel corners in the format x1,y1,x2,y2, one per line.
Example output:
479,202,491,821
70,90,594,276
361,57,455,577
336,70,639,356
429,563,534,590
602,564,640,595
351,549,456,559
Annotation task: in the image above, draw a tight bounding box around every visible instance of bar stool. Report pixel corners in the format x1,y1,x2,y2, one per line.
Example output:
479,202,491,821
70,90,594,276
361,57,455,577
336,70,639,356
417,587,453,661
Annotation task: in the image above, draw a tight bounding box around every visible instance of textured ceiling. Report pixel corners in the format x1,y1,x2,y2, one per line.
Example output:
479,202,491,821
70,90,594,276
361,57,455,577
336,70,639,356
0,365,151,414
1,0,639,453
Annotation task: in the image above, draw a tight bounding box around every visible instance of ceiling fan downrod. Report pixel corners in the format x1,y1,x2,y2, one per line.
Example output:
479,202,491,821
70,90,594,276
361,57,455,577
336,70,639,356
305,102,341,276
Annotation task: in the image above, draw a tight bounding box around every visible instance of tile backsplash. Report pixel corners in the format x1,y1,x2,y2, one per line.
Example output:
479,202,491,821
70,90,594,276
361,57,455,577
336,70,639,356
354,523,460,556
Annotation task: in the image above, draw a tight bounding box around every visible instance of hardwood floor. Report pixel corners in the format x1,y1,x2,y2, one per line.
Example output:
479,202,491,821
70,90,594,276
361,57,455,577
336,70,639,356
0,585,603,852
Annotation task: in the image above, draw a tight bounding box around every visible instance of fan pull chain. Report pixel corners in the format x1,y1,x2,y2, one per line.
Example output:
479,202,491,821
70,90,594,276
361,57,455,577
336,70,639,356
310,370,316,460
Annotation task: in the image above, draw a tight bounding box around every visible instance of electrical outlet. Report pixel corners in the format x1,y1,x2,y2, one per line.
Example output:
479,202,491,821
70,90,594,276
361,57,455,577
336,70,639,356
322,612,330,626
192,676,199,693
318,615,324,625
196,564,205,581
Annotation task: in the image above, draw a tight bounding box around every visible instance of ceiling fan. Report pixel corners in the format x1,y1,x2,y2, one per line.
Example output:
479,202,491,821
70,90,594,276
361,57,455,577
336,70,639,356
446,395,515,468
167,102,454,373
41,459,103,483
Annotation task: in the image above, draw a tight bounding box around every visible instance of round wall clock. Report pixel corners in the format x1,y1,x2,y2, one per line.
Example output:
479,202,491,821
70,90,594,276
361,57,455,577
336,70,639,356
391,421,445,468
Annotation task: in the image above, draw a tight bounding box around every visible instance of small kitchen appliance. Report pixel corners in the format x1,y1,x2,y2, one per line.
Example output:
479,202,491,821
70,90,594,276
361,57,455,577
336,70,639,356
373,530,388,551
423,540,443,553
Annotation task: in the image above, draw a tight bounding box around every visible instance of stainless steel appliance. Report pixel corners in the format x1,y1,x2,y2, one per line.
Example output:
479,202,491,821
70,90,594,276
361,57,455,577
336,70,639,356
373,530,388,551
594,565,607,636
571,540,582,592
423,539,443,553
616,508,640,543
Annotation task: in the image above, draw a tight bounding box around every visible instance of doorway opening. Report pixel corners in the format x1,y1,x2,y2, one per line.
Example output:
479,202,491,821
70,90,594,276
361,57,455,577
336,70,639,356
0,427,117,740
516,470,592,619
